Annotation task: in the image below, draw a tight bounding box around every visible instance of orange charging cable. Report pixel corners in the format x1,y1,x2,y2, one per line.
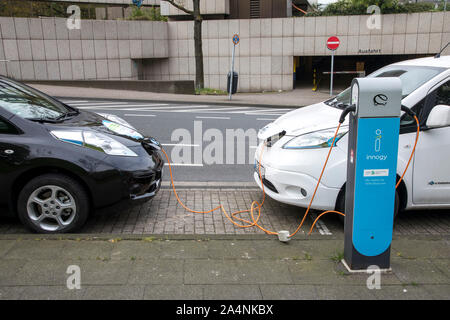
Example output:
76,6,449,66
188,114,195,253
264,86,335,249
160,115,420,239
307,115,420,235
161,145,278,235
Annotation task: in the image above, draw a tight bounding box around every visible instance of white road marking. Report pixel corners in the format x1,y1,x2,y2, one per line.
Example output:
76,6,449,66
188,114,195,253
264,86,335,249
256,118,278,121
195,116,230,120
124,114,156,117
164,163,204,167
309,212,332,235
245,113,285,116
76,104,168,110
180,107,251,113
162,143,200,147
71,100,294,116
244,108,293,114
118,104,212,110
68,102,130,106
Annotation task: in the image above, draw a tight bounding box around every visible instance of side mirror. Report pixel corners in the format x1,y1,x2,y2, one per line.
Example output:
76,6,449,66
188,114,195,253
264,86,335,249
426,105,450,128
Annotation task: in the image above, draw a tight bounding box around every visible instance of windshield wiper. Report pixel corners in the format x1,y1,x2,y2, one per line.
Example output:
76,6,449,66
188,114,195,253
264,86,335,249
28,117,63,123
53,110,79,121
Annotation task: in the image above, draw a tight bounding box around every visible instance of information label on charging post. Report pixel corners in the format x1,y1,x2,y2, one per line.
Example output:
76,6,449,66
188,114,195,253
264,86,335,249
344,77,402,271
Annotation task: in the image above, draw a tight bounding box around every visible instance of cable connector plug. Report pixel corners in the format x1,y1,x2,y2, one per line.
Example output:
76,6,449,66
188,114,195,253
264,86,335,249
339,105,356,124
277,231,291,243
401,105,417,118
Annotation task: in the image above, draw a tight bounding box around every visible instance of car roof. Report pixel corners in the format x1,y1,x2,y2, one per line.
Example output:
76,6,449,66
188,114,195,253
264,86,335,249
392,55,450,68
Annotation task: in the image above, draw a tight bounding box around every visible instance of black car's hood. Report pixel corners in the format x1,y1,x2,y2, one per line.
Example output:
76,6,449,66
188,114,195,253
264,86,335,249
42,110,144,147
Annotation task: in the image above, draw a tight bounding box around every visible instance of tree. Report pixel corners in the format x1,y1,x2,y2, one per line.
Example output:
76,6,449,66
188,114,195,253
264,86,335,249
162,0,204,90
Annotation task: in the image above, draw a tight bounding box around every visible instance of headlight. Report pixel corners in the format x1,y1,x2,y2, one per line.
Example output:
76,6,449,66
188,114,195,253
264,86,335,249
97,113,136,130
283,127,348,149
51,130,138,157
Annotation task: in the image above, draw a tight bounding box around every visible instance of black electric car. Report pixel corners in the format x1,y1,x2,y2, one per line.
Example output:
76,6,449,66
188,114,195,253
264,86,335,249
0,76,164,233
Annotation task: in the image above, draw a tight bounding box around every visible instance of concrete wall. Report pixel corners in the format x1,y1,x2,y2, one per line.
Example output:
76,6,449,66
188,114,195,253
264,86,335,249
1,12,449,92
165,12,450,92
160,0,230,16
0,17,168,81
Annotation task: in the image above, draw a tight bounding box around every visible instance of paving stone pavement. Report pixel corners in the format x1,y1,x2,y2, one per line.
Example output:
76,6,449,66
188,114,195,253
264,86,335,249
0,237,448,300
1,188,449,236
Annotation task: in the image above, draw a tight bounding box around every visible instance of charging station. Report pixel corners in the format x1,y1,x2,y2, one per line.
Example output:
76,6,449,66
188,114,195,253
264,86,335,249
343,77,402,271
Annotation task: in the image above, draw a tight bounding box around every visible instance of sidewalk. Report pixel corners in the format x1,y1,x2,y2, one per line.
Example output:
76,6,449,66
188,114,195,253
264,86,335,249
27,83,332,108
0,235,448,300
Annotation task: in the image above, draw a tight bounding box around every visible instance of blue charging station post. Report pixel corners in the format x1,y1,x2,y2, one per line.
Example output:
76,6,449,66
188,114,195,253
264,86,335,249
343,77,402,271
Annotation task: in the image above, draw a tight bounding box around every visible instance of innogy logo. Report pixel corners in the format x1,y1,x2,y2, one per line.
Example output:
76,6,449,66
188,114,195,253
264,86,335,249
366,128,388,161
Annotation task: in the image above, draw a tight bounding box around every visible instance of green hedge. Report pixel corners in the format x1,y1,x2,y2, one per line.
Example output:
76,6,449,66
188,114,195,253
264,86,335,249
125,5,168,21
306,0,445,17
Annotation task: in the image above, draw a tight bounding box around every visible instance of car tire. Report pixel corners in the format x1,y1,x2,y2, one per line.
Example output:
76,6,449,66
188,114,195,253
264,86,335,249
336,188,400,224
17,174,90,234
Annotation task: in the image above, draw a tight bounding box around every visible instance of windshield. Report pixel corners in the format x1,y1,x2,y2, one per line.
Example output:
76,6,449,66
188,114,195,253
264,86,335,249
327,65,446,108
0,79,73,121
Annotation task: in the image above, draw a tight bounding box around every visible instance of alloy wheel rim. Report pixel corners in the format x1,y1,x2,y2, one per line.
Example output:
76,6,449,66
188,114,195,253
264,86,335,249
26,185,77,232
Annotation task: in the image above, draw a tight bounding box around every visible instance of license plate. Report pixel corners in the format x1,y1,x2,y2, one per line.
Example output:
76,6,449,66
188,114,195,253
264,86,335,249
254,161,265,178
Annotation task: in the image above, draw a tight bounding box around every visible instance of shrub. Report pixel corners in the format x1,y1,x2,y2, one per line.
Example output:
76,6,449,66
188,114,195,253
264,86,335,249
125,5,168,21
305,0,443,16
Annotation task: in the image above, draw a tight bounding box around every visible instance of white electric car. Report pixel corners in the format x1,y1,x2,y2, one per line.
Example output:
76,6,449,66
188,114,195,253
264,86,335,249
254,55,450,217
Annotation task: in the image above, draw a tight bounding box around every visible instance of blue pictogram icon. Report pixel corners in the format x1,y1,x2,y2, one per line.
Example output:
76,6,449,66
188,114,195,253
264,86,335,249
132,0,143,8
232,34,240,45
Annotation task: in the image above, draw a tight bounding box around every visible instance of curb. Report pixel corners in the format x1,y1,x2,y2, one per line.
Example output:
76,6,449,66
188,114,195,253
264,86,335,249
0,233,447,241
160,181,259,189
0,233,343,241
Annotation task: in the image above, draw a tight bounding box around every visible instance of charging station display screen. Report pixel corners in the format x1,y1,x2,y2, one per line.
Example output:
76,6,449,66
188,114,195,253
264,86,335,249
352,117,400,257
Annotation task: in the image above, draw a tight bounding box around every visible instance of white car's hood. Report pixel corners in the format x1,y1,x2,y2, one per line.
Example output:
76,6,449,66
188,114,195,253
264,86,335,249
258,102,345,139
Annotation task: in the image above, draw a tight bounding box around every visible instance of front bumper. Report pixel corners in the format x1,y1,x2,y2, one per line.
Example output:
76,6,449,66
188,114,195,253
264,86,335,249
95,142,164,213
253,157,341,211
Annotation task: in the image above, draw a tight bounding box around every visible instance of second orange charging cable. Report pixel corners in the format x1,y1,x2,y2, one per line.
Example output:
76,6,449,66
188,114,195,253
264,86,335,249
161,115,420,239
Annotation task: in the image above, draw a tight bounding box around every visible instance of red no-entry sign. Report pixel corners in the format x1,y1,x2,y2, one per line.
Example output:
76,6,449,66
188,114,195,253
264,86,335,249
326,36,340,51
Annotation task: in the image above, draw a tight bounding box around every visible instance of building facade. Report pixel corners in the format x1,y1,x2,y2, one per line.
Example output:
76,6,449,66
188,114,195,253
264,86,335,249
0,1,449,92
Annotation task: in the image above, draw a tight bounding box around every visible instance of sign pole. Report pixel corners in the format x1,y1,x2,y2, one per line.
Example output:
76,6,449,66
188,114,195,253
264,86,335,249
326,36,340,97
330,50,334,97
229,43,235,101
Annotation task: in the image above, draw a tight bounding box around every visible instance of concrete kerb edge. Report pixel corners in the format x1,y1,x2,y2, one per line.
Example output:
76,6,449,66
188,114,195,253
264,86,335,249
0,233,447,242
0,233,343,241
160,181,259,189
55,96,304,109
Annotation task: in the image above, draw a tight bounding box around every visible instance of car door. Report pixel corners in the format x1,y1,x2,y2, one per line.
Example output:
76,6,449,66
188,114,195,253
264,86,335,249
0,115,28,208
412,78,450,205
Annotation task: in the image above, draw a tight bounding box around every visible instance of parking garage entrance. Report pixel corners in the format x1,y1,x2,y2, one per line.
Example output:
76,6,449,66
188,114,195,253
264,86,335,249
293,54,430,94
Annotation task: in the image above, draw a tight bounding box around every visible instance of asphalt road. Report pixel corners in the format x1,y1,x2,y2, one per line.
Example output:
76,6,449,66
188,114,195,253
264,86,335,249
61,98,296,183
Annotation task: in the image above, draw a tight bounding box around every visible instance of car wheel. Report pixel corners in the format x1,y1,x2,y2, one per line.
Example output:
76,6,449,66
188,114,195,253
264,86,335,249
336,189,400,224
17,174,89,233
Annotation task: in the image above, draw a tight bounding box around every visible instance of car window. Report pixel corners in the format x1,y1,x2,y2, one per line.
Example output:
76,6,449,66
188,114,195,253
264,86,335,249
0,117,19,134
328,65,446,107
422,79,450,123
0,80,71,121
401,79,450,129
428,80,450,107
